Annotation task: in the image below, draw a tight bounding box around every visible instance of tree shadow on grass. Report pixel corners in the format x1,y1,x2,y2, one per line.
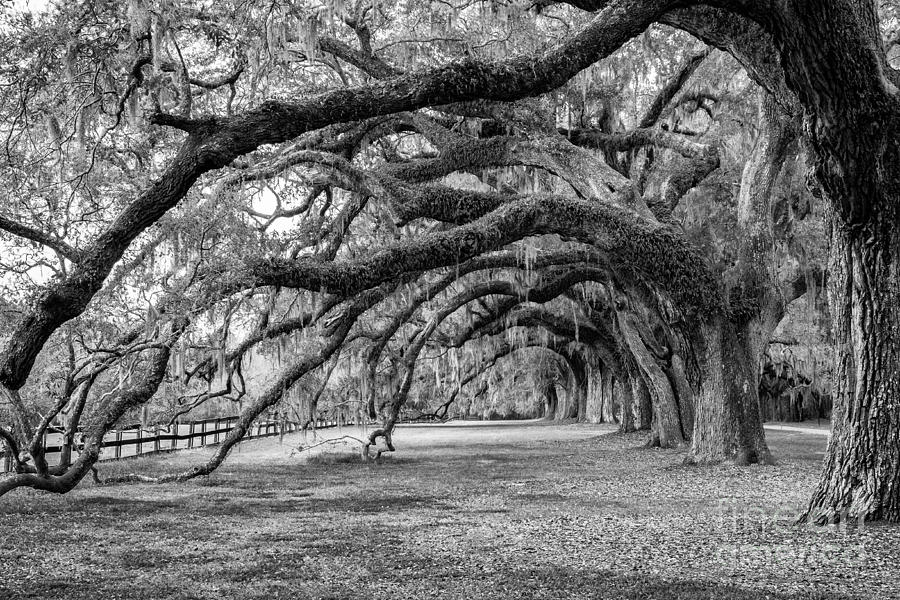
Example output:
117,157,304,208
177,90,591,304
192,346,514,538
279,493,450,514
366,563,857,600
0,536,860,600
500,567,855,599
68,496,181,508
176,491,450,518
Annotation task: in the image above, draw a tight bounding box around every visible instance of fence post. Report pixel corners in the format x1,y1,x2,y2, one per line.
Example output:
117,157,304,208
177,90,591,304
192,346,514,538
136,428,142,457
154,426,160,454
188,422,195,449
114,430,122,459
171,423,177,450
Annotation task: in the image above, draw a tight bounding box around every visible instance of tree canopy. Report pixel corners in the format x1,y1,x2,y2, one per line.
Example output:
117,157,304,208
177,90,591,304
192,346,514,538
1,0,898,525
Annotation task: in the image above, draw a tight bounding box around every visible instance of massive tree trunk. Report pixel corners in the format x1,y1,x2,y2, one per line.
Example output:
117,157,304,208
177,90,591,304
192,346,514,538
600,367,617,424
556,383,579,420
616,310,684,447
689,320,773,465
633,373,652,431
542,379,559,420
665,353,695,441
569,353,589,422
616,376,636,432
686,91,800,465
585,364,605,424
748,0,900,522
803,215,900,522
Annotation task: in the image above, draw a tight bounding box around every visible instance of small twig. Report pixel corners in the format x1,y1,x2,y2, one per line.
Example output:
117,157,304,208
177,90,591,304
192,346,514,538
291,435,367,456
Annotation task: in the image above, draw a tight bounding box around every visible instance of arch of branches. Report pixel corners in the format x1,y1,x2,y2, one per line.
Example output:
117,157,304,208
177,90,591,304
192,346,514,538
0,0,898,525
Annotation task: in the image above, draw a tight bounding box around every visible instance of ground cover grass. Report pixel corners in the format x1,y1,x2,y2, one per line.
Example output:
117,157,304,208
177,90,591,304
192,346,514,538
0,421,895,599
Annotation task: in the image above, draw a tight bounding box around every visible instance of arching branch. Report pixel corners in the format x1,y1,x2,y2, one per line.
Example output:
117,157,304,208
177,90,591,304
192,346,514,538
0,215,82,261
0,0,671,391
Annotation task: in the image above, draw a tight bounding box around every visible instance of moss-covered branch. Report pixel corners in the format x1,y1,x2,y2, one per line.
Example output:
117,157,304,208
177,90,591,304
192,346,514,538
238,194,720,316
1,0,669,391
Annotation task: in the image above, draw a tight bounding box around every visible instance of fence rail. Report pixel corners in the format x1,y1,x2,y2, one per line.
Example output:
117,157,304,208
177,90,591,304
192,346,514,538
0,415,364,473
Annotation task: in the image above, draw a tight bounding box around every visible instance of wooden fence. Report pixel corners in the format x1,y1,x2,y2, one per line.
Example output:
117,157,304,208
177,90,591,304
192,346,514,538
0,415,359,473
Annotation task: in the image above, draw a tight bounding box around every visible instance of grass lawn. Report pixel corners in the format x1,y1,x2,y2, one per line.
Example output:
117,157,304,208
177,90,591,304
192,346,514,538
0,421,896,600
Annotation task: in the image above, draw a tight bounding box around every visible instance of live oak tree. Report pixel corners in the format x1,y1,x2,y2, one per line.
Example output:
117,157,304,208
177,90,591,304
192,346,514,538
0,0,896,526
0,0,722,490
544,0,900,523
0,2,812,474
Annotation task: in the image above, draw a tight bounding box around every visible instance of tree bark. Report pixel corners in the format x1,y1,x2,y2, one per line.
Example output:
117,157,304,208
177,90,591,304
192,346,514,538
633,374,652,431
600,367,617,424
585,365,605,424
617,377,637,433
665,354,695,442
571,355,589,422
685,91,799,465
688,320,772,465
761,0,900,524
556,380,579,420
542,380,559,420
802,220,900,523
616,310,684,447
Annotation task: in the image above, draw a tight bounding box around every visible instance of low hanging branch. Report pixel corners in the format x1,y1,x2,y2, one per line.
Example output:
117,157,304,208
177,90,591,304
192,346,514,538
1,0,672,391
293,435,369,456
0,320,184,496
240,193,723,318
